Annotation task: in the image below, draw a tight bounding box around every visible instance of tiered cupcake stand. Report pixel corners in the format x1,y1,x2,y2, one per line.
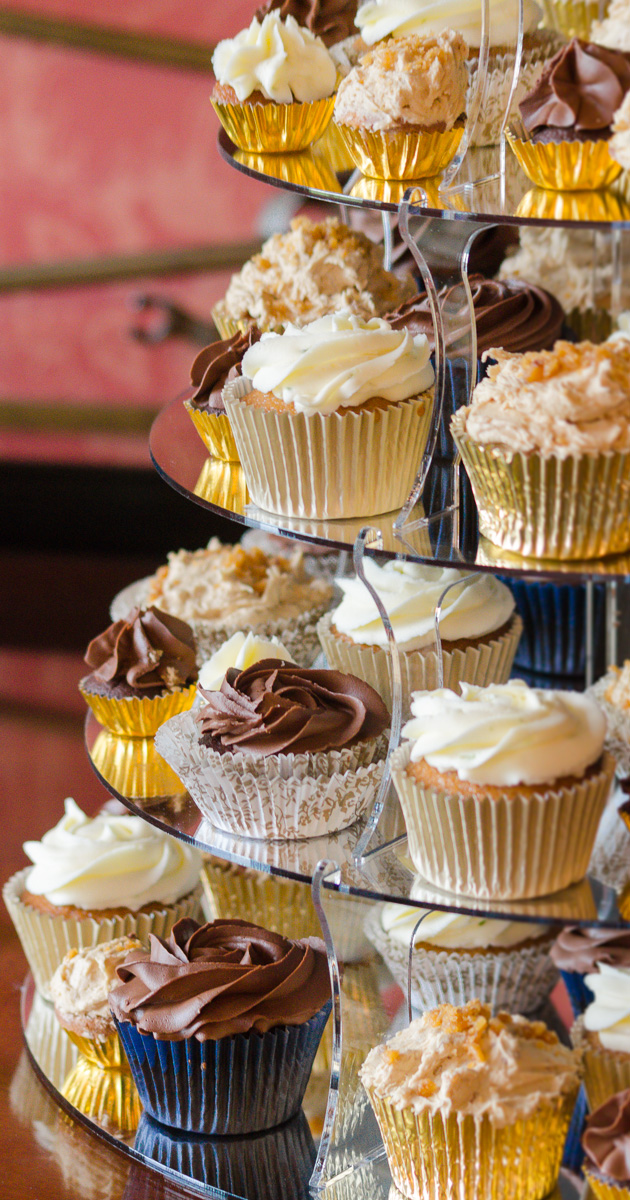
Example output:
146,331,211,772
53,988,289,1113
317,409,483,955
20,125,630,1200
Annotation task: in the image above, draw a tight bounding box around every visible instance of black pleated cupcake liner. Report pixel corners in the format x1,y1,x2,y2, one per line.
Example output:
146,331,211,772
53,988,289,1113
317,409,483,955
561,969,596,1019
133,1109,315,1200
115,1001,331,1136
561,1083,587,1173
502,577,605,677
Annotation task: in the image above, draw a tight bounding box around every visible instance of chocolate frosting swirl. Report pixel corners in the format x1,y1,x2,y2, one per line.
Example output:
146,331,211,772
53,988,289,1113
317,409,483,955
254,0,358,47
189,327,261,413
84,606,197,691
197,658,390,756
520,38,630,138
550,927,630,973
109,917,331,1040
385,275,564,355
583,1088,630,1180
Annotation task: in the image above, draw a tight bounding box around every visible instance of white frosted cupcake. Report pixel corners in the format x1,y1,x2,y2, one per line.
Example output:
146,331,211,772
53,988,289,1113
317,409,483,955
317,561,521,717
224,309,435,520
364,900,557,1014
3,799,203,998
573,964,630,1111
196,630,296,693
392,680,614,900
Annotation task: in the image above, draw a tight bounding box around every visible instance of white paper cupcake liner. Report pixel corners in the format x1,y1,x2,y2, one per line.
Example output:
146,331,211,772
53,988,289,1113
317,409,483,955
467,37,562,147
391,743,615,900
155,711,388,840
589,673,630,778
317,612,522,719
3,870,203,999
224,376,434,521
363,905,558,1014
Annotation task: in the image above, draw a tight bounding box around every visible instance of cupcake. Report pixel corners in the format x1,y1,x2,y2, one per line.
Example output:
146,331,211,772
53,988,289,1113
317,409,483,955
360,999,580,1200
224,309,435,521
551,927,630,1018
592,0,630,52
543,0,601,38
511,39,630,189
211,216,414,338
583,1088,630,1200
391,679,613,900
185,327,261,462
50,936,142,1070
197,629,296,691
590,661,630,777
364,901,558,1014
451,339,630,560
155,658,390,840
3,798,203,998
256,0,359,49
611,91,630,169
109,917,332,1134
355,0,563,147
317,560,521,717
112,536,333,667
333,30,468,179
211,13,337,153
61,1055,142,1135
574,964,630,1110
79,606,198,737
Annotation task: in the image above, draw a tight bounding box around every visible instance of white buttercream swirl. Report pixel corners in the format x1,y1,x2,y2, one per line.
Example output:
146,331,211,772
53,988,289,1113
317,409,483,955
380,903,550,949
355,0,542,50
584,963,630,1054
23,799,202,910
402,680,606,786
241,310,434,414
212,13,337,103
197,631,295,691
332,561,514,650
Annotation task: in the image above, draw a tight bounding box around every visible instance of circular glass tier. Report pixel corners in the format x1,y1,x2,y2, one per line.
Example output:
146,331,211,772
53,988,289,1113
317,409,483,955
86,712,630,929
218,129,630,229
151,395,630,581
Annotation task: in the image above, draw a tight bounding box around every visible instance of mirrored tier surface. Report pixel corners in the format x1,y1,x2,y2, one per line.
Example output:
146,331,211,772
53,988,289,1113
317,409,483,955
86,713,630,929
217,129,630,229
151,395,630,582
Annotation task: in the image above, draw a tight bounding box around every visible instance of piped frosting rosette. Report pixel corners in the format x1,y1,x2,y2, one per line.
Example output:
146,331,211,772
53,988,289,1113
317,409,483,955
155,659,390,840
364,898,557,1015
551,927,630,1018
317,559,521,717
392,679,613,899
573,965,630,1111
3,799,203,998
583,1088,630,1200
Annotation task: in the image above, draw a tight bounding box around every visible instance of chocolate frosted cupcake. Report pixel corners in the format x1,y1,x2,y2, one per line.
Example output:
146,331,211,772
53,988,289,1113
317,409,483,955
552,927,630,1018
583,1089,630,1200
185,327,261,462
255,0,357,48
155,658,390,839
79,606,197,736
110,917,331,1134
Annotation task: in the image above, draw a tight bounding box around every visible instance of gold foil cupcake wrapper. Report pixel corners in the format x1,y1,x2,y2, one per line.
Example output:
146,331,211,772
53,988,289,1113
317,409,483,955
62,1056,142,1135
565,307,614,343
516,186,630,223
349,175,467,210
64,1029,130,1071
313,120,356,172
224,376,434,520
541,0,600,37
90,730,184,798
391,742,615,900
234,145,341,191
317,611,522,719
507,126,622,191
584,1167,630,1200
452,416,630,560
79,683,196,737
3,869,203,998
193,457,249,512
155,709,386,840
201,861,321,939
364,1091,576,1200
210,306,257,341
572,1017,630,1111
184,401,240,462
211,95,335,154
334,122,464,180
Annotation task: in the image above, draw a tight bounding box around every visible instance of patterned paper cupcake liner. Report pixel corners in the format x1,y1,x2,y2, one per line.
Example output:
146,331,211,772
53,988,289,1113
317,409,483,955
363,905,558,1014
3,869,203,999
79,683,196,737
317,611,522,719
154,710,387,840
467,37,562,149
116,1000,331,1134
61,1055,142,1135
364,1091,576,1200
452,415,630,560
90,730,184,799
507,127,622,191
584,1165,630,1200
572,1017,630,1111
541,0,601,38
224,376,434,520
333,122,464,180
560,970,596,1019
211,94,335,154
134,1109,317,1200
391,742,615,900
183,401,240,462
506,578,605,677
62,1028,130,1071
589,671,630,777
